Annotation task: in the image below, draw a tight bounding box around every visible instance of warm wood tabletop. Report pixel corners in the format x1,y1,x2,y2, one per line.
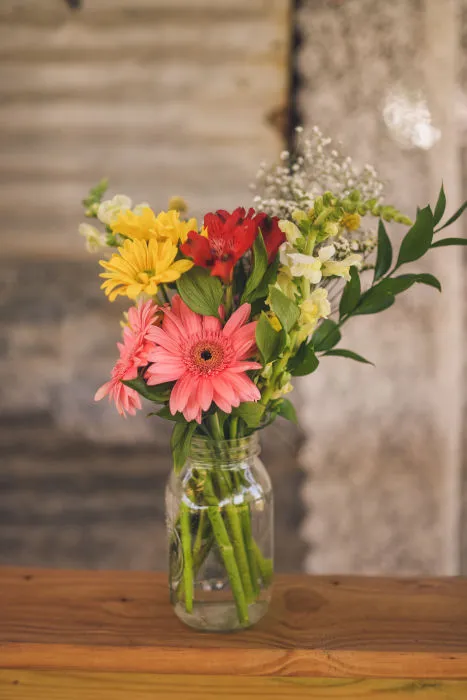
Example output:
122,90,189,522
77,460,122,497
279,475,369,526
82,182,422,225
1,568,467,699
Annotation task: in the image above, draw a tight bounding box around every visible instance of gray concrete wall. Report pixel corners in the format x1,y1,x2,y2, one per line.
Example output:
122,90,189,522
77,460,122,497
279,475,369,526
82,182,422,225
297,0,467,575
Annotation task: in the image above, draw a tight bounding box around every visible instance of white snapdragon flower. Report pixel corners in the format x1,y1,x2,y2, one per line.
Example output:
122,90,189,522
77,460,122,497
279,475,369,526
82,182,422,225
322,253,362,281
286,245,336,284
97,194,133,225
79,223,106,253
279,219,302,245
298,288,331,342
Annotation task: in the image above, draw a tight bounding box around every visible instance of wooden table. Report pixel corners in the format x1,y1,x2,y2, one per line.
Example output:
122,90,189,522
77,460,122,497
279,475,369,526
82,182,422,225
0,568,466,698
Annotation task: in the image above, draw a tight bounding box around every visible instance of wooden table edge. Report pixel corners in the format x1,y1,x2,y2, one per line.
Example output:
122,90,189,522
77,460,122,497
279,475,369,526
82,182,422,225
1,643,467,680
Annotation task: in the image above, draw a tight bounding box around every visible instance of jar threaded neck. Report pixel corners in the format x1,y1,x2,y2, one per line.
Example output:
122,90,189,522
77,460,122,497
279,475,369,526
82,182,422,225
189,434,260,467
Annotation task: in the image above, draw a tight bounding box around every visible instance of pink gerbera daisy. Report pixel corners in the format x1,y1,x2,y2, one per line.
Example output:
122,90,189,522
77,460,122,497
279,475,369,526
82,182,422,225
145,295,261,423
95,300,160,416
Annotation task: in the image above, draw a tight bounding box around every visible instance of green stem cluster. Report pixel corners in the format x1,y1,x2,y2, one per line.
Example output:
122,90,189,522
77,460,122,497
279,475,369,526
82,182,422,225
173,432,272,626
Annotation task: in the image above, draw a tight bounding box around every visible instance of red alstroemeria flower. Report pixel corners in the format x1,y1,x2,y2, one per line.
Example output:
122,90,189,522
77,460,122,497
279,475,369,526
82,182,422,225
181,208,257,283
181,208,285,282
252,212,286,263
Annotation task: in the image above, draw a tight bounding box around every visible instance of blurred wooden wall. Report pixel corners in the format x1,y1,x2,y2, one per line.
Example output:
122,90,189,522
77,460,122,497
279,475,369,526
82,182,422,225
0,0,290,256
0,0,308,573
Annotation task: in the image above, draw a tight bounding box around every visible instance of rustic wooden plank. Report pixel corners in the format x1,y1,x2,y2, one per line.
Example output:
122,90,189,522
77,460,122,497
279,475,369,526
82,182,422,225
0,0,290,257
1,569,466,679
1,670,466,700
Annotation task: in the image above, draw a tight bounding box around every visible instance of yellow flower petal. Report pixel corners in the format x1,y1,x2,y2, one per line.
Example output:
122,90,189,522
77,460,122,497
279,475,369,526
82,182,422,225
98,237,193,301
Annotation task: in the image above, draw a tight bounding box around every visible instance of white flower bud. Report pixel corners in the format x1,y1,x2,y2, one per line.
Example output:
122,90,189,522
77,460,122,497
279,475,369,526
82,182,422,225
97,194,133,225
79,223,105,253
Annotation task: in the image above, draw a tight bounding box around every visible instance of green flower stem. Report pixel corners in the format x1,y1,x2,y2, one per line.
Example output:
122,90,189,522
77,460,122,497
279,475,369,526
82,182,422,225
215,469,256,604
179,502,194,613
159,284,171,305
202,473,249,625
252,540,273,585
230,416,238,439
178,520,213,602
300,233,317,300
225,284,234,316
206,419,256,609
240,504,259,598
231,470,259,598
192,509,207,562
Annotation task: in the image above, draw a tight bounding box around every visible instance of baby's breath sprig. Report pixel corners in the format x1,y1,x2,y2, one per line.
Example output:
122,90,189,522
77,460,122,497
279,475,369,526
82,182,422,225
251,125,385,219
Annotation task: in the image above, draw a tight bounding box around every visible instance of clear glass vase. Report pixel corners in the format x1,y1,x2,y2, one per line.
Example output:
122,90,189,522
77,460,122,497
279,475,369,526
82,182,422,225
166,433,273,632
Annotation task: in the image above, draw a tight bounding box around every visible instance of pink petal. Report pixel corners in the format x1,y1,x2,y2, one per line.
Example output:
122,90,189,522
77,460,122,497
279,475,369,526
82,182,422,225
212,389,233,414
146,326,181,354
179,299,202,336
147,347,182,365
162,309,186,344
197,378,214,412
230,322,257,359
146,364,184,384
222,303,251,337
228,361,262,373
170,372,193,415
211,374,240,408
203,315,221,334
184,400,200,422
95,381,112,402
223,371,261,402
171,294,183,317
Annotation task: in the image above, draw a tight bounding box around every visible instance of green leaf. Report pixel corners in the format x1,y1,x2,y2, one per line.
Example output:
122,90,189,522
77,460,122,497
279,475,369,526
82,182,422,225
311,319,341,352
268,286,300,333
378,273,441,295
373,220,393,281
414,273,442,292
339,266,361,319
324,348,374,365
435,200,467,232
431,237,467,249
288,342,320,376
353,287,395,315
170,422,197,473
255,312,286,364
276,398,297,423
248,255,280,303
395,206,434,268
241,232,268,303
433,183,446,226
122,377,172,403
151,406,186,422
232,402,265,428
176,266,223,318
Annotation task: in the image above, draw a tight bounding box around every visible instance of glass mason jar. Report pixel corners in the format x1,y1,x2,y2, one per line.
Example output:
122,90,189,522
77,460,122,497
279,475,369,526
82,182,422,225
166,433,273,632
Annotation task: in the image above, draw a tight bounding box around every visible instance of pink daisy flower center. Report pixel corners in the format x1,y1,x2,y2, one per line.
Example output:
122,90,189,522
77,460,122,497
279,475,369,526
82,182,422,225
187,335,230,374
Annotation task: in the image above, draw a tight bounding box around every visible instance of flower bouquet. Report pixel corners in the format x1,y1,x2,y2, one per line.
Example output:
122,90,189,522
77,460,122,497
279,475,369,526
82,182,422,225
81,127,466,631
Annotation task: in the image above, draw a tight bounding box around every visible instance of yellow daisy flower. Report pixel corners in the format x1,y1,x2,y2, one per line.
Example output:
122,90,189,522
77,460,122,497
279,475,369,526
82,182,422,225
110,206,197,244
154,210,197,244
99,238,193,302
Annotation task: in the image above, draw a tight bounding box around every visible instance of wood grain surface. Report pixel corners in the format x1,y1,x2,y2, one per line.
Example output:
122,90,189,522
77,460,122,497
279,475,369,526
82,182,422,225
1,568,466,679
0,0,290,257
1,670,467,699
